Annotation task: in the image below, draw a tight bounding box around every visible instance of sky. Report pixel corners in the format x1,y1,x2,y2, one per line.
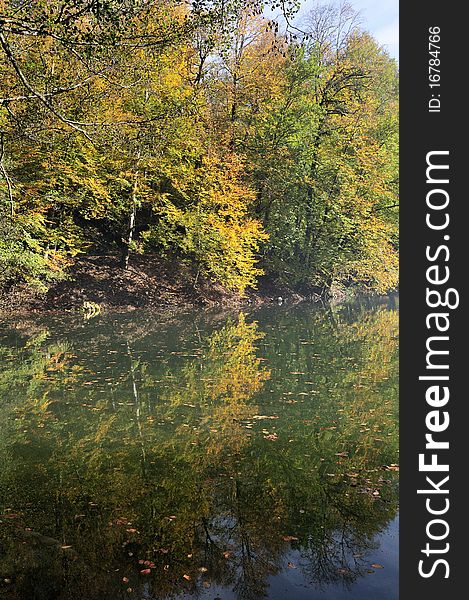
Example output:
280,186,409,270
269,0,399,60
337,0,399,59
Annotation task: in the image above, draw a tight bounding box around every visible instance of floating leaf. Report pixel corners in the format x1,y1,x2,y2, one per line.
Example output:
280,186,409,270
252,415,278,420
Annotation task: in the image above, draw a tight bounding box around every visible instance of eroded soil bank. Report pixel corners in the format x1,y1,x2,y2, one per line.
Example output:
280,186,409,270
0,254,326,315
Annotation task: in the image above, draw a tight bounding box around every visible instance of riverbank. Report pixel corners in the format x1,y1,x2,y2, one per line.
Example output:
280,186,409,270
0,254,325,315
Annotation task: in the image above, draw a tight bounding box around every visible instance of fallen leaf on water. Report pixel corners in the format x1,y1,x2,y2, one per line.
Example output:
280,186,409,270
371,564,384,569
253,415,278,420
287,562,296,569
140,569,151,575
122,577,129,583
223,551,232,558
143,560,155,567
183,574,191,580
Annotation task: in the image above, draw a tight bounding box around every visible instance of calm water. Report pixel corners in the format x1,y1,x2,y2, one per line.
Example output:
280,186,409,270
0,298,399,600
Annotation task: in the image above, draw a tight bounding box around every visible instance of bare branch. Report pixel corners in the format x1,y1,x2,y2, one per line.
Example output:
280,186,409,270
0,30,93,141
0,72,98,103
0,132,14,216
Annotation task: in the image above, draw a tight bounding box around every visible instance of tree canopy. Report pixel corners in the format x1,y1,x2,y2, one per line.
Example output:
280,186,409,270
0,0,398,297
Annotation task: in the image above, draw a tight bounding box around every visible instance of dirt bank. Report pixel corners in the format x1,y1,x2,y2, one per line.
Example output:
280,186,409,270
0,254,320,315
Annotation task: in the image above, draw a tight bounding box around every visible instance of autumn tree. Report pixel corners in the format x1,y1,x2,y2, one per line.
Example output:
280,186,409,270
0,0,398,299
218,2,398,293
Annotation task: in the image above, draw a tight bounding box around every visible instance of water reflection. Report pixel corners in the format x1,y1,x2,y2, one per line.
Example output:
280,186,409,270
0,299,398,599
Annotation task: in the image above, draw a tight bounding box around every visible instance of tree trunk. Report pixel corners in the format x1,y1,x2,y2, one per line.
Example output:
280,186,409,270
0,132,14,216
121,166,139,269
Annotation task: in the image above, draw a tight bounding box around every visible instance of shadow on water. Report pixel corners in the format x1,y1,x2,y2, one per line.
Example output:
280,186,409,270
0,297,398,599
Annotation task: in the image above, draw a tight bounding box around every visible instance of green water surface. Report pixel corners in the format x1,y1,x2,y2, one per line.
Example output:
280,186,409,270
0,298,399,600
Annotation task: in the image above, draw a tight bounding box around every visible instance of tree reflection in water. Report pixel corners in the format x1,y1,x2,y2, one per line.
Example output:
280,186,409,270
0,300,398,599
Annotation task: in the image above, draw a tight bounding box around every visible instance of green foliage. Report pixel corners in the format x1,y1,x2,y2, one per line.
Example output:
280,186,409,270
0,0,398,298
0,209,67,291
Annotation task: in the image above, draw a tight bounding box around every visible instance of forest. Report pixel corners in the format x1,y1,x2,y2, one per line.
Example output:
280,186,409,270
0,0,399,307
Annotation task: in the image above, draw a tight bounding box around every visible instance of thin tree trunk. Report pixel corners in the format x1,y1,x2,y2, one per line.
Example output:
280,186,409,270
121,157,140,269
0,132,14,216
